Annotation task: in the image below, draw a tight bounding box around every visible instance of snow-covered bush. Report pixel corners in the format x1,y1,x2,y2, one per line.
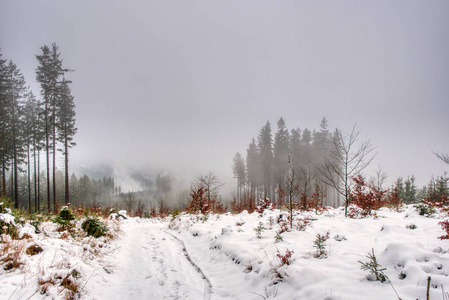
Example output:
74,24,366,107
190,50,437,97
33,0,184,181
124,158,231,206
53,206,75,231
255,198,273,215
82,216,108,238
0,209,18,240
415,200,436,217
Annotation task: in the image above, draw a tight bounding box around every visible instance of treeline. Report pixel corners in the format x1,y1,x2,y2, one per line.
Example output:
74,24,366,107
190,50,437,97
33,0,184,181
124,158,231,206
232,117,449,213
392,175,449,204
0,44,76,213
233,117,336,207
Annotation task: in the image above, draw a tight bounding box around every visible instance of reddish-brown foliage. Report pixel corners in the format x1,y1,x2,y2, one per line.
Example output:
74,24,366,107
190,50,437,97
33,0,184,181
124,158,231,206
310,183,326,213
188,187,210,214
230,191,256,214
277,185,287,209
438,220,449,240
349,175,387,218
386,187,402,211
277,249,294,266
255,198,273,214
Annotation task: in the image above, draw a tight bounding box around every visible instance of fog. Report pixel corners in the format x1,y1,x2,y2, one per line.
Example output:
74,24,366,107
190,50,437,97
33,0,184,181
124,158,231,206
1,0,448,195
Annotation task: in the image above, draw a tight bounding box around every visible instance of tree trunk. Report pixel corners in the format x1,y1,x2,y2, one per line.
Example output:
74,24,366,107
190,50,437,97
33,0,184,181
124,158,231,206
45,96,51,213
12,95,18,209
52,101,56,213
27,145,31,213
33,144,37,212
64,133,69,205
1,156,6,197
37,148,41,212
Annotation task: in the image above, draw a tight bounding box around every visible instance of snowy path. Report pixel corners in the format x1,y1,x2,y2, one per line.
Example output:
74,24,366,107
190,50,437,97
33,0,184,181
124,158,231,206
88,220,206,300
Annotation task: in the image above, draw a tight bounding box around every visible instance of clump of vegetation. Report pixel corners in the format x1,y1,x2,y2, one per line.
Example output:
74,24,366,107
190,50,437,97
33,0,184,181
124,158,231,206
236,220,245,226
277,249,294,266
274,231,283,243
53,206,75,231
295,217,311,231
359,248,387,282
348,175,386,218
26,244,44,256
0,217,18,240
254,222,265,239
81,216,108,238
438,220,449,240
1,240,25,271
415,200,436,217
313,231,330,258
406,224,417,230
255,198,273,216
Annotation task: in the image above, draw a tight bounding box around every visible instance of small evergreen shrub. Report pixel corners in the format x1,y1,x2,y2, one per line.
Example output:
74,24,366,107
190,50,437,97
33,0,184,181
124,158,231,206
359,248,387,282
254,222,265,239
274,231,283,243
313,231,330,258
415,201,435,217
81,216,108,238
53,206,75,231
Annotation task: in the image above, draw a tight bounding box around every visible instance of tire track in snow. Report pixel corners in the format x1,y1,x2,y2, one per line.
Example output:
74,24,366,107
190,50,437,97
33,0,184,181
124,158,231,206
165,231,213,300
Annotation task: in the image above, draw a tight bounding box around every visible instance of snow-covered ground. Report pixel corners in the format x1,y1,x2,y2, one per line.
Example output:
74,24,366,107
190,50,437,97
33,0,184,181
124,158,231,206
2,205,449,299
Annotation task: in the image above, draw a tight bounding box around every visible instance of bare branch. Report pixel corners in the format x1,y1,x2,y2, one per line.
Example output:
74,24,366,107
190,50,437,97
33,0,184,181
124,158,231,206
434,152,449,165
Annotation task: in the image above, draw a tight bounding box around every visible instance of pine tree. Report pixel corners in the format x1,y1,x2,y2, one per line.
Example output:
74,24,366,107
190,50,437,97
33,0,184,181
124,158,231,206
232,152,246,203
289,128,302,175
312,117,331,168
257,121,273,198
57,79,76,205
404,175,417,203
4,61,27,208
246,138,260,198
36,43,71,212
0,51,9,196
22,90,40,212
394,177,405,202
300,128,314,198
273,117,290,195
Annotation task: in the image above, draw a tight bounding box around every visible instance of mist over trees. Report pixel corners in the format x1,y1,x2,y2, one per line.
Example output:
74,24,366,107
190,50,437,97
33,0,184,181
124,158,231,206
232,117,448,214
233,117,339,208
0,45,76,212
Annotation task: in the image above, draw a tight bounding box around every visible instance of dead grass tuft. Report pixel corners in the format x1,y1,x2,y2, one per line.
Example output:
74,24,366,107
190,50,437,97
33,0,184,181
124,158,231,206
1,239,25,271
26,244,43,256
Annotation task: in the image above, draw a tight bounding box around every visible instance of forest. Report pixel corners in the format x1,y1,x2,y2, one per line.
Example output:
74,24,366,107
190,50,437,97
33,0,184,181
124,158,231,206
1,46,448,218
231,117,449,217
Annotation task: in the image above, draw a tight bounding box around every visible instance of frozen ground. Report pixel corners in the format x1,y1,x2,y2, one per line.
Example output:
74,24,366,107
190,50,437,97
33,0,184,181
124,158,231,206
2,205,449,299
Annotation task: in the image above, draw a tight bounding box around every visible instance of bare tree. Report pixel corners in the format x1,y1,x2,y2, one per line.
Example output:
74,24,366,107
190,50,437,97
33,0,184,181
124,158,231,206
285,157,300,228
318,124,376,217
369,165,388,191
434,152,449,165
191,172,224,205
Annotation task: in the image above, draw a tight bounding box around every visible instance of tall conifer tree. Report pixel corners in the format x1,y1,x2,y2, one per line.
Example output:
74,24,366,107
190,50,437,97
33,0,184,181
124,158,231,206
257,121,273,198
57,79,77,205
273,117,290,193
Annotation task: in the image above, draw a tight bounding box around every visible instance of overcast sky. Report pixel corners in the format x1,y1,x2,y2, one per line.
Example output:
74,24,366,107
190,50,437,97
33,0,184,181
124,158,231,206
1,1,448,192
